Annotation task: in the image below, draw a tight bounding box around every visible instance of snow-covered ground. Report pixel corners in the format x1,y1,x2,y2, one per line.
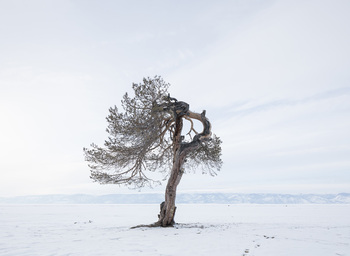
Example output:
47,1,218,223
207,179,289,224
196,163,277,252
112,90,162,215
0,204,349,256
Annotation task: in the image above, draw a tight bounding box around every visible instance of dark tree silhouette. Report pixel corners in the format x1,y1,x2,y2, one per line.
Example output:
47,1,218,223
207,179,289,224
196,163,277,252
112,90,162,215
84,76,222,227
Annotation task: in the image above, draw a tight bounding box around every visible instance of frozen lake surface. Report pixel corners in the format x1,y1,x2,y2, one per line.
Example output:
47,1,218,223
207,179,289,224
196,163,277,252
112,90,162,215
1,204,349,256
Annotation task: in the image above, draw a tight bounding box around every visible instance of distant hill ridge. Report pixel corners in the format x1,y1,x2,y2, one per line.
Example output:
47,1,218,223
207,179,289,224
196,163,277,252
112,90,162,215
1,193,349,204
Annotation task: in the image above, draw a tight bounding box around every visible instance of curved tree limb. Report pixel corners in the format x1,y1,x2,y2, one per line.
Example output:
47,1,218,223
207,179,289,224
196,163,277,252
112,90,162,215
179,110,212,155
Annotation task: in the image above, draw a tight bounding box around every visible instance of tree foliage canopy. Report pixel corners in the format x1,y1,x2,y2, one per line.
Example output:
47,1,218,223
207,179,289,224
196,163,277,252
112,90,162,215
84,76,222,189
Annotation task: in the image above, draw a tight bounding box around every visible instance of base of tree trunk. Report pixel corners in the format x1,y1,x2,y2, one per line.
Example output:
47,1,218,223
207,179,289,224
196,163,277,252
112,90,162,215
130,223,175,229
157,201,177,226
130,201,177,229
130,221,175,229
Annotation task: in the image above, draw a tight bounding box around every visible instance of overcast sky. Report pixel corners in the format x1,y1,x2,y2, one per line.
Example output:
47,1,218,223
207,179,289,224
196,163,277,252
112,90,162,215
1,0,349,196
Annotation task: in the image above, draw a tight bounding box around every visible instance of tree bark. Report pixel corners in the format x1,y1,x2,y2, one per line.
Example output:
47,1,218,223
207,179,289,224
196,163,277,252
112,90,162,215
157,116,184,226
156,110,212,227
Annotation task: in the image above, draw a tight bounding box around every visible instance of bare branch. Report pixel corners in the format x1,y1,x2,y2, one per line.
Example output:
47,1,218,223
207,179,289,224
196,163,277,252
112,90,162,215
183,115,198,139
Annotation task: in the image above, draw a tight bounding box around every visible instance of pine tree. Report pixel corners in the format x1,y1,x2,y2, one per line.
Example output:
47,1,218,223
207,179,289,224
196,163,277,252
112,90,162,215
84,76,222,227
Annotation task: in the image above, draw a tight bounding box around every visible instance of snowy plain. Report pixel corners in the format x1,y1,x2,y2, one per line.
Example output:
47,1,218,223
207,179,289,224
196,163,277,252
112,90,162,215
0,204,349,256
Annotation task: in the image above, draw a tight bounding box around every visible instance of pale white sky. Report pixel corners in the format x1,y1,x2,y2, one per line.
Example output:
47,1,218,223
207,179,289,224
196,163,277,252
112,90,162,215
1,0,349,196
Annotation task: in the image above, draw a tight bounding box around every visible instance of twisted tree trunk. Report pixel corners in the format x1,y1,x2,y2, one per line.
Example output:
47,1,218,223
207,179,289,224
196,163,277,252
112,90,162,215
157,110,212,227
